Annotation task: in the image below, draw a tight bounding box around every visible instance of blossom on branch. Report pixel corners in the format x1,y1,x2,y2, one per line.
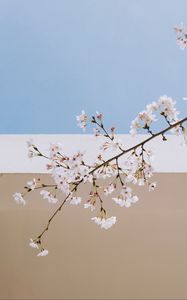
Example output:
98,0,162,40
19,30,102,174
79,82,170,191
100,139,123,152
49,143,62,160
13,193,26,206
158,95,179,123
70,196,82,205
130,95,180,136
84,192,96,211
112,186,139,208
84,202,95,211
40,190,58,204
37,249,49,257
29,238,39,249
148,182,157,192
174,23,187,50
104,183,116,196
76,110,87,131
91,216,117,230
27,139,40,158
27,178,37,190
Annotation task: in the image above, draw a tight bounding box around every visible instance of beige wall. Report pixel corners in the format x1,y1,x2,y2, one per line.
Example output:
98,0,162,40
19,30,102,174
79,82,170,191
1,173,187,299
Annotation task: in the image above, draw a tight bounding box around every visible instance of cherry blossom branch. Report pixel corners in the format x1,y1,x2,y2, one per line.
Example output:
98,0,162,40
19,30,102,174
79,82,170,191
37,184,79,240
92,115,124,148
14,26,187,257
14,98,187,256
34,116,187,242
92,117,187,173
116,157,124,186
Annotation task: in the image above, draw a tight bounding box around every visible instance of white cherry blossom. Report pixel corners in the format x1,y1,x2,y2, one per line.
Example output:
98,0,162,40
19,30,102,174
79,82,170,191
37,249,49,257
125,174,137,184
49,143,62,160
130,117,141,136
130,109,156,135
174,23,187,50
70,197,82,205
40,190,58,204
29,238,39,249
93,127,100,137
27,178,37,190
13,193,26,206
130,95,181,136
137,178,145,186
84,192,97,211
95,163,118,179
104,183,116,195
158,95,179,122
148,182,157,192
100,140,123,152
84,202,95,211
138,110,157,126
112,186,139,208
174,23,185,34
146,101,159,112
91,216,117,229
27,139,39,158
76,110,87,131
96,111,103,121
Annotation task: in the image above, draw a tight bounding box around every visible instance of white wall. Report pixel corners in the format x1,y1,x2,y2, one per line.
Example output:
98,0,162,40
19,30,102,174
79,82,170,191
0,134,186,173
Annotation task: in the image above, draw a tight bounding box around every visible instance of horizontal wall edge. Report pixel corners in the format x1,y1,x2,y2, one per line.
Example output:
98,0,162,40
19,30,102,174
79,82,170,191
0,134,186,173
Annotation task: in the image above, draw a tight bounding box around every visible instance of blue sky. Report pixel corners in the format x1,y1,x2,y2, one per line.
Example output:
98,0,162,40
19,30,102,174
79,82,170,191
0,0,187,133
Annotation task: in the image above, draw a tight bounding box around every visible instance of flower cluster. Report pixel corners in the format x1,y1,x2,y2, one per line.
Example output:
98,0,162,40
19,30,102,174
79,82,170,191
27,178,37,190
76,110,87,131
70,196,82,205
159,96,179,123
130,109,157,136
112,186,139,208
122,148,154,186
104,183,116,195
174,23,187,50
130,95,180,136
29,239,49,257
91,207,117,230
84,191,96,211
13,193,26,206
49,143,62,160
40,190,58,204
91,216,117,229
27,140,41,158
